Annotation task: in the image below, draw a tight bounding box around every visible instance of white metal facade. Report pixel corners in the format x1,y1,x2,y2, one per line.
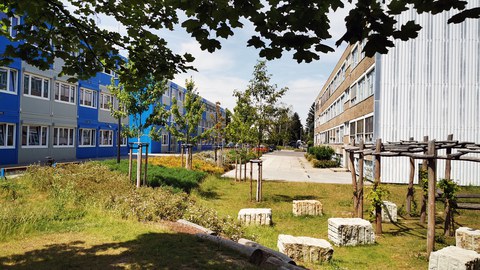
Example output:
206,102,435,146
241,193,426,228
376,4,480,185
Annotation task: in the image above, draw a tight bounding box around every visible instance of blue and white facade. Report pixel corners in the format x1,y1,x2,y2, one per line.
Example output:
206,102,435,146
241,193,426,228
0,15,223,166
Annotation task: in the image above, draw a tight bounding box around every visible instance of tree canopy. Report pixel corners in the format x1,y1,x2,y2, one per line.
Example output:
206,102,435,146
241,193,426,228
0,0,478,81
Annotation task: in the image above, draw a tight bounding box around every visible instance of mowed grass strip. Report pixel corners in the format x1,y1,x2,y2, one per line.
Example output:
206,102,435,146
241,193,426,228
192,176,480,270
0,213,257,270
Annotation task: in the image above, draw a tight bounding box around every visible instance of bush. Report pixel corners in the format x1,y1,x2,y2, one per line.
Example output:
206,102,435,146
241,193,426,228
150,155,225,174
225,149,259,164
312,159,339,168
308,145,335,160
101,159,208,192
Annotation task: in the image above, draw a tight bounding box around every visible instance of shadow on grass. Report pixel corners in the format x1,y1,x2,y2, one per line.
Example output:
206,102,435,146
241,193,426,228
0,233,255,270
270,194,318,203
197,188,221,200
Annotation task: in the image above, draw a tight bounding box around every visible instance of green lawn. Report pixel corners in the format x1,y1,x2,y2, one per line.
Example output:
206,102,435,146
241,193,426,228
192,175,480,270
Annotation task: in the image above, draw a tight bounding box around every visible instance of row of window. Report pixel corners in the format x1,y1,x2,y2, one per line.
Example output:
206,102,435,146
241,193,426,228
317,40,368,109
316,115,374,145
1,68,119,109
0,123,127,148
317,68,375,127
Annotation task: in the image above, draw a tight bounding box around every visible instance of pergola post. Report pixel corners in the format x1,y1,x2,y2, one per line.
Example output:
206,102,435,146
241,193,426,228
427,140,437,257
358,140,365,218
420,135,429,223
444,134,454,236
374,138,382,235
406,137,415,215
348,139,358,216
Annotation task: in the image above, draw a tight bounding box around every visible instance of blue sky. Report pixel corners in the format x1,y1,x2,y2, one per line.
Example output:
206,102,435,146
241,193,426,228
94,3,353,125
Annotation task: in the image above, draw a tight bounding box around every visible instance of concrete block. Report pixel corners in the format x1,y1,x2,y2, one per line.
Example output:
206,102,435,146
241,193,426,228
238,208,272,226
456,227,480,253
277,234,333,263
429,246,480,270
328,218,375,246
292,200,323,216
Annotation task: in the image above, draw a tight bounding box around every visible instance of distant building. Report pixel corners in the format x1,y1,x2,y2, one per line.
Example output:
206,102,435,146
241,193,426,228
314,4,480,185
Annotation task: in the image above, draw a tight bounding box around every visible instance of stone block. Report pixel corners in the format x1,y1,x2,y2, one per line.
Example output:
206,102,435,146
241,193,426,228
277,234,333,263
429,246,480,270
328,218,375,246
238,208,272,226
456,227,480,253
292,200,323,216
379,201,397,223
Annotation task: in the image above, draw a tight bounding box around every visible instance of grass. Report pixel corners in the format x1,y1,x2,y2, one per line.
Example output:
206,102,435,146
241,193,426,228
0,211,256,269
192,176,480,270
0,164,257,269
100,159,207,192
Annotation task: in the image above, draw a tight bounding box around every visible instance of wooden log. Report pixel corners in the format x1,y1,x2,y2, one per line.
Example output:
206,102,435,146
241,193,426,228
420,135,429,224
196,234,263,264
358,140,365,218
427,140,437,258
406,137,415,215
238,238,296,265
177,219,216,235
374,139,382,234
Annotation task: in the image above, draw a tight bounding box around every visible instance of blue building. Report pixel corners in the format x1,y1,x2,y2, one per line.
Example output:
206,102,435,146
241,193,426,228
0,14,224,166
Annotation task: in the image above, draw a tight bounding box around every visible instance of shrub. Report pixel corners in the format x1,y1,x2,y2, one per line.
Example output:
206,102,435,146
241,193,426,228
308,145,335,160
225,149,259,164
312,159,339,168
149,156,224,174
101,159,208,192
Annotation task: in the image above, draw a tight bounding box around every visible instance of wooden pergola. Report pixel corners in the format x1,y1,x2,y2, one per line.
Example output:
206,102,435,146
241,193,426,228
344,134,480,257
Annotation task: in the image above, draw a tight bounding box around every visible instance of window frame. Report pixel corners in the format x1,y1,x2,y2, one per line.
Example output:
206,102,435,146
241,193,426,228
23,73,50,100
121,136,128,146
0,123,16,149
53,127,75,148
99,92,114,111
79,88,97,108
21,125,48,148
0,67,18,95
99,129,113,147
78,128,96,147
54,81,76,105
162,134,168,145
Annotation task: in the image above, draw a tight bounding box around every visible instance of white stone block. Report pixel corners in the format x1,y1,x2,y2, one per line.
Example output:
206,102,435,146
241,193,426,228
381,201,397,223
456,227,480,253
328,218,375,246
292,200,323,216
429,246,480,270
238,208,272,226
277,234,333,263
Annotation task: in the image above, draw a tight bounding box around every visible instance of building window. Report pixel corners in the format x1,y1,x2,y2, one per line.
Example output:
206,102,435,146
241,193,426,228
80,88,97,108
23,74,50,99
103,67,115,76
0,123,15,148
121,136,128,146
351,46,359,68
54,82,76,104
162,134,168,145
0,67,18,94
99,130,113,146
349,121,356,143
53,127,74,147
79,128,96,147
4,15,20,38
356,119,364,143
22,125,48,148
100,93,114,110
365,116,374,143
366,68,375,97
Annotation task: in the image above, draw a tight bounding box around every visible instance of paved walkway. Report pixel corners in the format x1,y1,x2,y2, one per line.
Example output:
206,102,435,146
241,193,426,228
222,150,352,184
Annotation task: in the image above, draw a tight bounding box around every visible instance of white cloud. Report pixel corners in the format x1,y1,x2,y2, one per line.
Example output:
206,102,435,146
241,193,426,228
178,41,235,72
281,78,327,122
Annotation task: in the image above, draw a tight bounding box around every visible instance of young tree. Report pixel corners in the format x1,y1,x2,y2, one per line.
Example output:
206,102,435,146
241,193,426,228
306,102,316,145
168,78,211,169
108,62,169,187
247,60,288,147
226,89,257,146
210,102,226,166
268,106,293,146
